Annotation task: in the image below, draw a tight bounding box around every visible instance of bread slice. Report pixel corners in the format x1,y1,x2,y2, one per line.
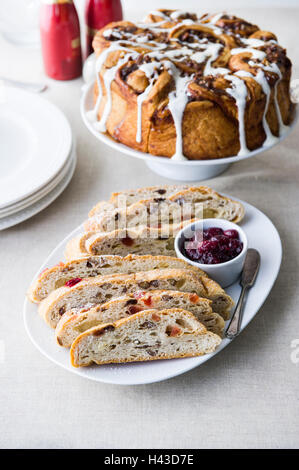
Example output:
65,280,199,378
88,186,244,222
85,227,176,258
85,188,244,232
38,268,233,328
70,308,222,367
85,198,197,232
64,231,97,261
169,187,244,222
56,290,224,347
88,185,191,217
65,221,198,260
28,254,207,303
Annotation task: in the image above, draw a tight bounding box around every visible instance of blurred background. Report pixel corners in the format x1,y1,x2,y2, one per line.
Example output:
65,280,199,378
0,0,298,48
0,0,298,87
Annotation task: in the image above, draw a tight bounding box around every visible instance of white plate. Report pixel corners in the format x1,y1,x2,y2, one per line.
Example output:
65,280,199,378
0,145,76,230
81,82,297,181
0,86,72,208
24,197,282,385
0,141,75,218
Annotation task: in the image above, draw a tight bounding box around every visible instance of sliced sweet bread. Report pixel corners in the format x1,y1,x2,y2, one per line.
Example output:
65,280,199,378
168,187,244,222
85,188,244,232
70,308,222,367
38,268,233,328
85,198,198,232
88,185,191,217
28,255,207,303
85,227,176,258
65,221,197,260
56,290,224,347
64,231,97,261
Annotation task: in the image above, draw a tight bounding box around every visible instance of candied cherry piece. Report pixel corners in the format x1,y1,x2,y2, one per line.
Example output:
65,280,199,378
65,277,82,287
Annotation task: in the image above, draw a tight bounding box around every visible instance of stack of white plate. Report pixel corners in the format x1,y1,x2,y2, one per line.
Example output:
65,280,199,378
0,86,76,230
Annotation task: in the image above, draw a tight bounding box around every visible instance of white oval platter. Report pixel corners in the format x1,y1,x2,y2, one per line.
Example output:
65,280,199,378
24,196,282,385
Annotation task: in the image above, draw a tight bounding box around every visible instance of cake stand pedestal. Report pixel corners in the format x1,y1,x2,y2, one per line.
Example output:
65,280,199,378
146,160,231,181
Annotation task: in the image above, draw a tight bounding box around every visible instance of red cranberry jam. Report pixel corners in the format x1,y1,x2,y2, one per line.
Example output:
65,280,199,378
184,227,243,264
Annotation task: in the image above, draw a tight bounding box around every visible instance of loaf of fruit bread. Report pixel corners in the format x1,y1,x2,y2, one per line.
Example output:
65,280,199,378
56,290,225,347
70,308,222,367
38,268,233,328
87,187,244,231
28,254,207,303
65,221,198,260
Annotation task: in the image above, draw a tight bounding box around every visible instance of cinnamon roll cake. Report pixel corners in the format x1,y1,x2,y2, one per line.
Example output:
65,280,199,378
88,9,293,160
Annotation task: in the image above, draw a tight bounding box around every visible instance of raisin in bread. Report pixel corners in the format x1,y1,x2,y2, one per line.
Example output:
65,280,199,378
85,198,198,232
89,185,191,217
56,290,224,347
85,187,244,231
65,221,197,260
28,254,207,303
38,268,233,328
70,308,222,367
168,187,244,222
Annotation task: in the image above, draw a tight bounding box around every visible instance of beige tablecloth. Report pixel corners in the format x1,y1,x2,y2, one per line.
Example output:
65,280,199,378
0,7,299,449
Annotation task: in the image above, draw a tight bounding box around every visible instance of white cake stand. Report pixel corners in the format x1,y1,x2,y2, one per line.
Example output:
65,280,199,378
81,82,297,181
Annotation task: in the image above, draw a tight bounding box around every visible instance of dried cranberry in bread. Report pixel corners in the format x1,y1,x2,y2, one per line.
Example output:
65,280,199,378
38,268,233,328
70,308,222,367
28,254,207,303
56,290,224,347
65,221,198,261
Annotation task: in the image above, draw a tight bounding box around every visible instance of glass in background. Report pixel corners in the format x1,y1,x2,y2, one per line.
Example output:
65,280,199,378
0,0,40,47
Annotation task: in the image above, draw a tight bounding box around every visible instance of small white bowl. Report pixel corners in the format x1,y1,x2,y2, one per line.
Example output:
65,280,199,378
175,218,248,288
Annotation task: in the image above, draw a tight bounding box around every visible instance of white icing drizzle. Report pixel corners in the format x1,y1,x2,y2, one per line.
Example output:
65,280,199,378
147,10,169,20
254,69,280,145
96,53,132,132
166,64,191,161
236,69,279,147
86,47,113,124
240,53,289,138
103,29,122,39
88,10,290,159
225,74,249,156
209,12,225,25
269,62,289,135
202,43,230,76
87,44,139,127
231,47,266,61
136,63,158,143
170,10,192,20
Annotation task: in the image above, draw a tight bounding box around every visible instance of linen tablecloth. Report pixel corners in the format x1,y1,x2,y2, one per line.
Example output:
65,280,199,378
0,7,299,448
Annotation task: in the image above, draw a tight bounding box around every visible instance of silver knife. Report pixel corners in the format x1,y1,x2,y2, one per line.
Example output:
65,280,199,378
225,248,260,339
